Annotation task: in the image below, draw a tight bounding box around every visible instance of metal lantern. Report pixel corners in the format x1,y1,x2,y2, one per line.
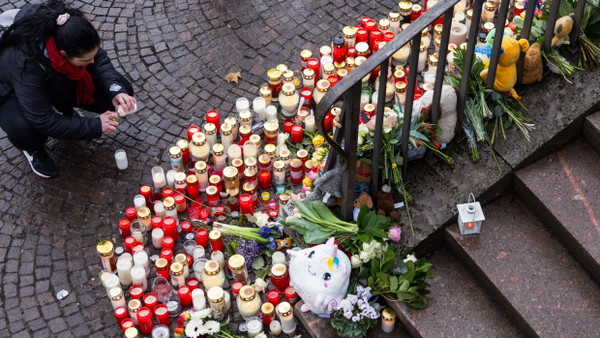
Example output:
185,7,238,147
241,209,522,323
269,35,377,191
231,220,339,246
456,193,485,235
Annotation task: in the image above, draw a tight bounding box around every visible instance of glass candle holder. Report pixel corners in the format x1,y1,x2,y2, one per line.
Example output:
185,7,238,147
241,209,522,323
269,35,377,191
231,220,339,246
252,97,267,122
151,166,166,190
130,220,146,245
236,97,250,114
115,149,128,170
183,240,197,256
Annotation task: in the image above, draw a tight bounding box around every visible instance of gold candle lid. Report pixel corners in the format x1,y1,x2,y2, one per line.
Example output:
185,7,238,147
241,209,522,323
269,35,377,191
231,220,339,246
170,261,183,276
346,57,355,67
319,45,332,56
297,149,308,159
206,185,218,196
163,196,175,210
209,229,221,241
395,69,406,79
110,287,123,300
485,1,497,11
279,193,291,204
382,308,396,320
264,120,279,134
155,258,168,269
303,68,315,80
379,18,390,30
399,1,412,14
258,154,271,165
466,8,473,20
428,54,439,66
232,158,244,169
207,286,224,303
260,86,272,98
221,123,232,135
212,143,224,156
243,168,257,180
283,70,294,82
125,327,139,338
364,104,375,114
97,240,113,256
239,110,252,123
137,207,150,219
276,64,288,73
239,286,256,301
273,160,285,172
337,68,348,78
227,187,239,197
355,42,369,55
514,2,524,11
174,253,188,265
304,160,313,170
209,175,221,185
267,69,282,81
239,124,251,136
204,122,216,135
224,116,237,127
401,23,410,31
261,302,275,315
265,144,276,156
300,49,312,61
388,11,400,22
483,22,495,33
281,83,296,96
422,26,429,36
343,25,356,38
276,302,292,317
195,160,207,173
334,61,346,70
290,159,302,169
244,157,257,168
176,138,189,152
316,79,330,93
355,56,367,66
323,63,335,74
223,167,238,180
204,260,220,276
448,43,458,51
395,81,407,92
191,132,206,146
433,24,443,36
169,146,181,159
242,182,256,194
279,148,290,160
249,134,261,146
186,174,198,185
175,171,186,183
271,263,287,277
423,83,434,92
128,299,142,311
228,254,245,270
412,3,422,13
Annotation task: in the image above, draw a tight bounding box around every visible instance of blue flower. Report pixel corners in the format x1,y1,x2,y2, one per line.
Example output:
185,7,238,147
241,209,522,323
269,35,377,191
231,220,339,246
258,226,271,238
267,237,276,250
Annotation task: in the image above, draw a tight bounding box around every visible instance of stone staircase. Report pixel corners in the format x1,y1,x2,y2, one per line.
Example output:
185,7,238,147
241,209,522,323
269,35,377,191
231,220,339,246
296,112,600,337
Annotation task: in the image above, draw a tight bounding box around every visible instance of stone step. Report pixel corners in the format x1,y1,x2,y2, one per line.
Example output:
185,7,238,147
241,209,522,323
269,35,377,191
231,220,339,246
514,140,600,283
386,249,521,338
584,111,600,155
445,195,600,337
294,301,410,338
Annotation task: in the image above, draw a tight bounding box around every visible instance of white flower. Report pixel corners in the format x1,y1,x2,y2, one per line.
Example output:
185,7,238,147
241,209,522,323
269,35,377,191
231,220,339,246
404,254,417,263
254,212,270,227
255,332,268,338
195,308,212,319
252,278,267,293
351,255,362,268
199,320,221,335
185,319,204,338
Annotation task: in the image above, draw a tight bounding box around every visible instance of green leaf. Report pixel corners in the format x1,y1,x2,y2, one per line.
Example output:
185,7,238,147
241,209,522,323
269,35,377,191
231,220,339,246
399,280,410,292
371,258,380,277
389,276,399,291
377,272,390,288
380,249,396,273
409,297,428,310
357,233,371,243
304,227,335,244
367,276,375,287
251,256,265,270
357,205,369,226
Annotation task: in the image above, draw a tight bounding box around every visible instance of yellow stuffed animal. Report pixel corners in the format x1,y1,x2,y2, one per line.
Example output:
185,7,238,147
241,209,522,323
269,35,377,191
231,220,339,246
480,38,529,100
551,14,575,48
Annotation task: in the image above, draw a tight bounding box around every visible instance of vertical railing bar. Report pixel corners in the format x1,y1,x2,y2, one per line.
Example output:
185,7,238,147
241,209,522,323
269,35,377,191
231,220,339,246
401,34,422,179
543,0,561,53
325,123,343,172
431,7,454,124
568,0,587,54
486,0,512,88
370,58,389,206
340,82,361,221
517,0,538,83
457,0,485,124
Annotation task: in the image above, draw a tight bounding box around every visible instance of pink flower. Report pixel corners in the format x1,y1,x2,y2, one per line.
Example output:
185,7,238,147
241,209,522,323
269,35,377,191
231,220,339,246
366,121,375,131
177,317,186,325
389,226,402,242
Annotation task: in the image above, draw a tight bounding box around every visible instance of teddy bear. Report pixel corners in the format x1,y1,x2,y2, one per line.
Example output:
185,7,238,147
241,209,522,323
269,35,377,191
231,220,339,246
307,160,345,206
419,84,458,144
551,14,575,48
353,192,373,210
355,160,371,199
522,42,543,85
480,37,529,100
376,184,403,221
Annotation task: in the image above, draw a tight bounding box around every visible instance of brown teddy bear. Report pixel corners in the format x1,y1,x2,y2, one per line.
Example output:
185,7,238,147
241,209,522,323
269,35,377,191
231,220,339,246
376,185,402,221
522,42,543,85
354,192,373,210
355,160,372,199
551,14,575,48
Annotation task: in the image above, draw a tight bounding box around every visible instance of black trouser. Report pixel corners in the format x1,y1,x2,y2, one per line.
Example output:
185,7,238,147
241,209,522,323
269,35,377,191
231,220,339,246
0,74,133,153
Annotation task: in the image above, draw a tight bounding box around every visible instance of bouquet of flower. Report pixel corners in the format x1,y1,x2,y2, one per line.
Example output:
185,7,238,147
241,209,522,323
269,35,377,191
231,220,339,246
330,285,381,338
175,308,241,338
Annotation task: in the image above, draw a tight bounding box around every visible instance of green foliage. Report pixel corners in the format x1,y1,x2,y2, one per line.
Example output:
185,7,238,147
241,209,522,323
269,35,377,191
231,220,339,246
331,312,378,338
340,205,392,256
285,199,358,244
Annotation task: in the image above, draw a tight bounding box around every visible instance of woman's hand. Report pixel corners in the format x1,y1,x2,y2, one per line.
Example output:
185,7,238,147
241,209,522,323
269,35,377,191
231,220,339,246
112,93,137,113
99,111,119,133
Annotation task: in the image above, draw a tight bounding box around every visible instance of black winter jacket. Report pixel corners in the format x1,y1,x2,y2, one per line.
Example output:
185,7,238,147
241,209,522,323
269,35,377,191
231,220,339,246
0,6,128,140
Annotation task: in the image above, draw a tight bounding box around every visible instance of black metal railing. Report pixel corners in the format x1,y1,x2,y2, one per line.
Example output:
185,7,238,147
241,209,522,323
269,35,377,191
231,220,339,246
315,0,586,221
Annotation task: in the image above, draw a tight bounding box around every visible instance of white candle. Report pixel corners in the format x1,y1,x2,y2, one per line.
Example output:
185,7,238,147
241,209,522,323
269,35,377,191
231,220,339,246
102,273,120,297
211,250,225,269
130,265,147,291
271,252,286,266
133,194,146,210
449,22,468,46
304,115,315,132
276,302,296,333
192,289,206,310
227,145,242,165
192,246,205,261
265,105,278,121
116,258,133,286
114,149,128,170
381,308,396,333
152,228,164,249
247,318,263,337
109,287,126,310
154,201,166,218
243,142,258,162
236,97,250,113
253,97,266,122
270,321,282,335
224,290,232,312
133,251,150,277
320,55,333,79
166,169,177,187
151,166,166,189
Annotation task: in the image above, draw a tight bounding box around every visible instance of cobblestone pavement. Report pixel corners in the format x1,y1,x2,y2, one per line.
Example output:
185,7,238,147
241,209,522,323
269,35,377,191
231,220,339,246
0,0,399,336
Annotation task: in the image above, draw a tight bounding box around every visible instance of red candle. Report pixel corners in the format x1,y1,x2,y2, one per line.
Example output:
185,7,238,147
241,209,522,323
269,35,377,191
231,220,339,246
239,193,254,216
161,236,175,251
332,36,346,63
259,170,271,190
411,6,422,22
356,28,368,44
291,125,303,143
196,228,209,248
161,248,173,265
271,264,290,293
283,118,294,133
232,281,244,297
137,307,154,335
180,221,192,233
369,30,382,49
184,253,194,267
174,194,186,213
307,58,320,81
365,19,377,32
206,110,220,134
162,187,175,199
360,16,371,28
125,207,137,221
324,112,332,132
178,286,192,307
285,286,300,306
301,87,312,108
347,47,357,58
261,303,275,326
143,293,158,312
132,244,144,254
129,285,144,300
139,185,152,204
162,217,178,241
156,258,170,279
187,277,200,291
383,31,395,42
267,289,281,307
327,76,339,87
124,236,137,254
154,304,170,326
187,125,200,142
209,230,224,253
187,175,200,199
114,307,128,326
150,216,162,230
206,186,220,207
121,318,135,333
118,218,131,238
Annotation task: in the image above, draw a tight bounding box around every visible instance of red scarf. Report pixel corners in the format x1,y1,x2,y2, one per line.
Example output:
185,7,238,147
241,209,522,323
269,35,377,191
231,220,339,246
46,37,95,105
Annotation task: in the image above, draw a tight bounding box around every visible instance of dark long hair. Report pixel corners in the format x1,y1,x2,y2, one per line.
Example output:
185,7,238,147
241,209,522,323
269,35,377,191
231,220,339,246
0,0,100,59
